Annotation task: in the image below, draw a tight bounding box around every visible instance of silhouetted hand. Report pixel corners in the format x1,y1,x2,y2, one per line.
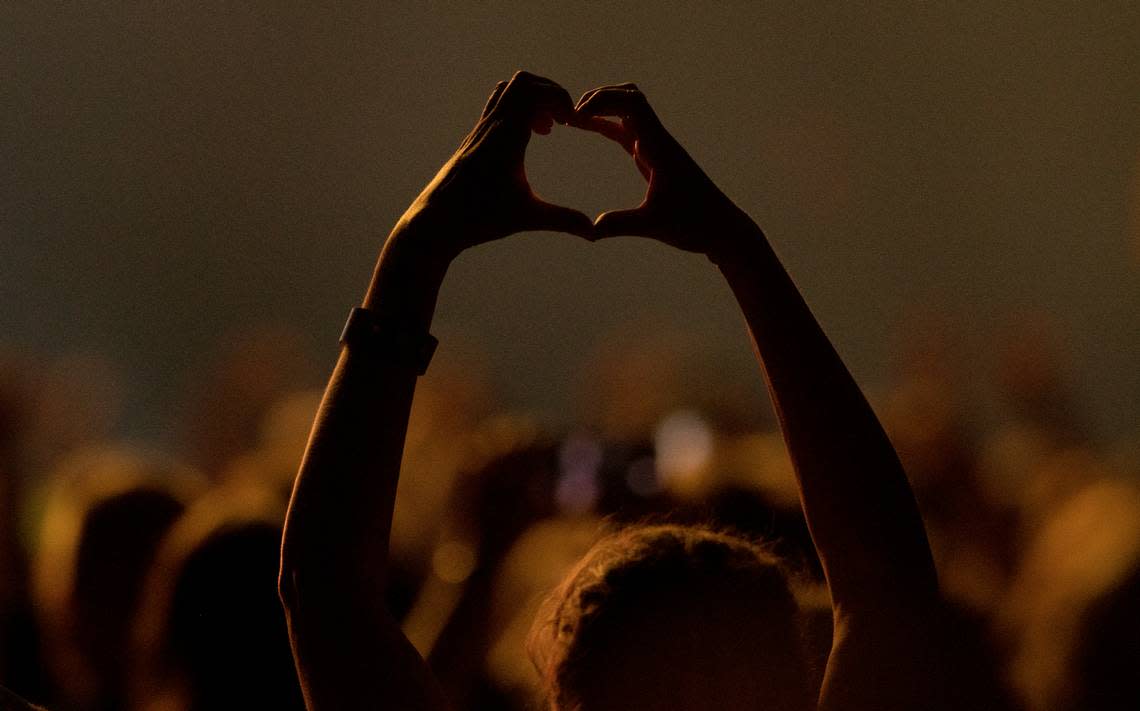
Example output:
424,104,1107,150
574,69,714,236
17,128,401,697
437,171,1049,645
574,84,754,261
391,72,594,271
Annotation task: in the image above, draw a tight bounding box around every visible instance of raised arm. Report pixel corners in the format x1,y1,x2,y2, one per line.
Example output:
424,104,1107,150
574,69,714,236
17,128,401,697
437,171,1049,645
577,85,958,710
278,72,592,711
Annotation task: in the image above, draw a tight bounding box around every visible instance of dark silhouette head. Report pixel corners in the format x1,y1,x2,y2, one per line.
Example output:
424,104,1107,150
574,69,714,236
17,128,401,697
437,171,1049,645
131,486,304,711
33,447,199,711
528,524,813,711
1073,563,1140,711
1004,480,1140,711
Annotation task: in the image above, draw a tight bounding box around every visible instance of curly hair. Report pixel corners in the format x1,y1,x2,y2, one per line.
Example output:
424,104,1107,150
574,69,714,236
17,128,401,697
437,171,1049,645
527,523,807,710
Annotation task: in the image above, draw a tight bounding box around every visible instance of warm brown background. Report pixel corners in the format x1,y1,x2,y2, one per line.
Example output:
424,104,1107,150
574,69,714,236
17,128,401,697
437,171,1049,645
4,2,1138,443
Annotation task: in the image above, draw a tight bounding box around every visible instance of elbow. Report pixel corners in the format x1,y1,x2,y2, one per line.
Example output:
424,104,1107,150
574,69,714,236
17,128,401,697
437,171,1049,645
278,521,322,614
278,529,317,615
277,537,382,617
278,547,301,614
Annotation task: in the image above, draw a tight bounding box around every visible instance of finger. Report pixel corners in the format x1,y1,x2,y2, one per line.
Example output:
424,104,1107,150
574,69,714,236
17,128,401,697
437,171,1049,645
633,151,651,181
524,198,597,240
573,83,638,111
593,206,655,239
574,116,634,154
530,83,576,125
500,71,576,124
532,113,554,135
481,81,508,119
571,116,649,180
574,87,602,112
575,87,642,121
528,76,577,121
478,74,573,159
626,127,652,179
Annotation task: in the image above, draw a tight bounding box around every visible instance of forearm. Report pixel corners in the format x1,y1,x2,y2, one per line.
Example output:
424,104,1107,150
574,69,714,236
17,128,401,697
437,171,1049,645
278,219,453,710
280,218,446,602
717,222,938,614
280,355,414,595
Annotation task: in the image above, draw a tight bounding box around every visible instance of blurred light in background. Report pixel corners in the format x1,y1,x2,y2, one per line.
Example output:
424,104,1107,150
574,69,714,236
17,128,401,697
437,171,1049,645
555,433,602,515
654,409,714,496
431,540,477,585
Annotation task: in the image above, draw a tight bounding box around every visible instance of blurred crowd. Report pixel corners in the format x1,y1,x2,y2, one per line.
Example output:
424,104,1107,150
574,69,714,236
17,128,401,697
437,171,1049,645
0,310,1137,711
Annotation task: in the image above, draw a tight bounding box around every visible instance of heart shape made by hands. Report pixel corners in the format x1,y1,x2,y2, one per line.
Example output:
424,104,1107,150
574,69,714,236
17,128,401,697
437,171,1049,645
525,122,647,227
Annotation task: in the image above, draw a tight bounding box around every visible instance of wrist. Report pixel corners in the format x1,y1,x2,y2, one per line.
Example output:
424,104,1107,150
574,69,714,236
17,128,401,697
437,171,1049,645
363,218,451,330
707,209,768,268
386,209,458,274
340,306,439,375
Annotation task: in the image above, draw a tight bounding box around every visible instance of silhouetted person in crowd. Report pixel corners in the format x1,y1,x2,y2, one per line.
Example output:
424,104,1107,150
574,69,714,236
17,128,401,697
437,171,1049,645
0,364,47,707
132,488,305,711
1002,479,1140,711
279,72,1011,710
32,448,198,711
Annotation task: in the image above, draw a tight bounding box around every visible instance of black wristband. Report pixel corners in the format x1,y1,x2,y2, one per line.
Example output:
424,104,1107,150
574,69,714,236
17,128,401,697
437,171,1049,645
339,307,438,375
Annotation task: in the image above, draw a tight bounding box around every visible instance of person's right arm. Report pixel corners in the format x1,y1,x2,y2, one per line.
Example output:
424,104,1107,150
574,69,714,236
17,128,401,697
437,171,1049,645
577,85,960,711
279,72,591,711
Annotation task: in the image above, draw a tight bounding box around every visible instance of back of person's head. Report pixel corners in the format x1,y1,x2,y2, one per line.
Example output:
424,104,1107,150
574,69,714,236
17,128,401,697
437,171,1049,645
33,446,200,711
1072,563,1140,711
1003,480,1140,711
528,524,813,711
130,484,304,711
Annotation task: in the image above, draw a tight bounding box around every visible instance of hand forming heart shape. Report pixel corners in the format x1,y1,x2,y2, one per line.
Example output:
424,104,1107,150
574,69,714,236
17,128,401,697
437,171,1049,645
388,72,753,275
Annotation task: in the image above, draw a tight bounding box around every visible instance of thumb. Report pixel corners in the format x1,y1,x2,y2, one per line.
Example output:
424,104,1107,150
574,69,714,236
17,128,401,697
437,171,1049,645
593,207,655,239
524,198,596,240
